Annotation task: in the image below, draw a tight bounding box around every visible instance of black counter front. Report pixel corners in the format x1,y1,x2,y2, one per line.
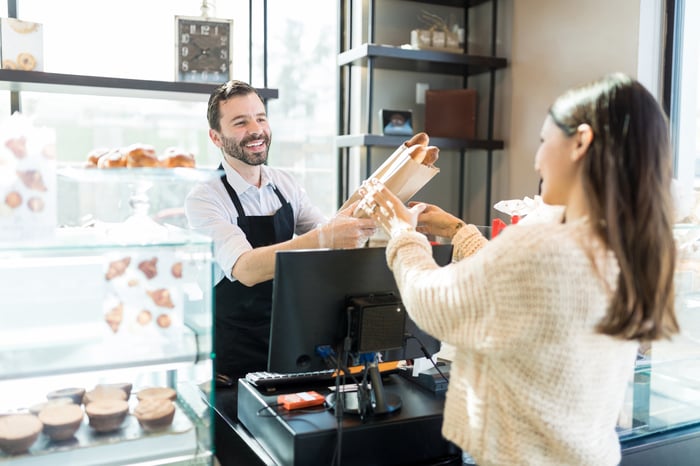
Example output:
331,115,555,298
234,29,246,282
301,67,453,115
228,373,461,466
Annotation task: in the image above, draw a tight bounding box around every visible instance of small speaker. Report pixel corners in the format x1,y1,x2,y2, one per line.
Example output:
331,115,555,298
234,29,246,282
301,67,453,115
347,293,406,353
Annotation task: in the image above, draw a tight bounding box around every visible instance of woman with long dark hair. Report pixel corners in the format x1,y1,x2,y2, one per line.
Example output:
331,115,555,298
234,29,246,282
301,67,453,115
358,73,679,466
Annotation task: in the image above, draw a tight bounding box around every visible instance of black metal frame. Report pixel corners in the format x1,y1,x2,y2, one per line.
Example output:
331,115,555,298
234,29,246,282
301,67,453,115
336,0,506,225
2,0,277,111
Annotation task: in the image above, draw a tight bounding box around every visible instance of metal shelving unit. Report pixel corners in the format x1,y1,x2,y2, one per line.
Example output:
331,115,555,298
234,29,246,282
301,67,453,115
336,0,506,224
0,70,279,102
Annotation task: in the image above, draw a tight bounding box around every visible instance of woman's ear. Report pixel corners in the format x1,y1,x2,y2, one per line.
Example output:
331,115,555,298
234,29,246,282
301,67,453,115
209,128,223,148
573,123,593,161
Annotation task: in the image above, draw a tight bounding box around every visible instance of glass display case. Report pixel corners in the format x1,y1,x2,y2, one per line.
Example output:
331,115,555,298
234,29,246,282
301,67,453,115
618,225,700,445
0,167,217,465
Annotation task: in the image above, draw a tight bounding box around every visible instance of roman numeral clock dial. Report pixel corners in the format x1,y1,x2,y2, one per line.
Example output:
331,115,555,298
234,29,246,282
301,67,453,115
175,16,233,84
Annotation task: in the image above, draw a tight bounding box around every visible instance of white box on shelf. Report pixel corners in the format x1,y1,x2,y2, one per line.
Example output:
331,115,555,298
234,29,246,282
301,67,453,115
0,113,56,241
0,18,44,71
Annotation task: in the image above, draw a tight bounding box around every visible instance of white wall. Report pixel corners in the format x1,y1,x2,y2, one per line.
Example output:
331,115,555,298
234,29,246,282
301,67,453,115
504,0,641,201
347,0,644,222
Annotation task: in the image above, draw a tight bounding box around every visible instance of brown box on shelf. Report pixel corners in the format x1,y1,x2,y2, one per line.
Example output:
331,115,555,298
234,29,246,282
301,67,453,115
424,89,477,139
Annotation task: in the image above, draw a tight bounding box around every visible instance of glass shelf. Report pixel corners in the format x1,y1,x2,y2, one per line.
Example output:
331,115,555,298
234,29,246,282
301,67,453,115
0,226,213,380
0,398,210,465
0,69,278,102
57,166,224,184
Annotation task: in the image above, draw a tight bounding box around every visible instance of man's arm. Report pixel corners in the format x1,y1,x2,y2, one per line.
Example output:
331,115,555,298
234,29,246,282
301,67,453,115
231,229,322,286
234,207,376,287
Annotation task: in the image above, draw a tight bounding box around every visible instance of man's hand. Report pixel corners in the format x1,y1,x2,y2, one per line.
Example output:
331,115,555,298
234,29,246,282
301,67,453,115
318,201,377,249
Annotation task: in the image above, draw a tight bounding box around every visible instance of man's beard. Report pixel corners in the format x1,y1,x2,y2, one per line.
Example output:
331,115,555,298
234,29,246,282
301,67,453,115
221,133,271,166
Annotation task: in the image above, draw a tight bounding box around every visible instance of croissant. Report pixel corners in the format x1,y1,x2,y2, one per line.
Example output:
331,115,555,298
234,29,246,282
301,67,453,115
147,288,175,308
105,257,131,280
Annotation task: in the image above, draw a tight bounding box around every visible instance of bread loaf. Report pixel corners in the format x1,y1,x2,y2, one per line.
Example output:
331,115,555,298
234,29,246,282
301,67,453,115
405,132,429,147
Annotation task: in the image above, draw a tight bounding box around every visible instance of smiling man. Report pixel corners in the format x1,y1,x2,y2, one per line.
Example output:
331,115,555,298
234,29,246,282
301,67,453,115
184,80,375,403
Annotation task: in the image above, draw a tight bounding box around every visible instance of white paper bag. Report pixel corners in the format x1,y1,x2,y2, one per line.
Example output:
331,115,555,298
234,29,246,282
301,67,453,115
341,134,440,214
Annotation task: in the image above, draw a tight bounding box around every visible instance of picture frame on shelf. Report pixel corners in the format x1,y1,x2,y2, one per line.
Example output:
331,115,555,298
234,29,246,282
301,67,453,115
381,109,413,136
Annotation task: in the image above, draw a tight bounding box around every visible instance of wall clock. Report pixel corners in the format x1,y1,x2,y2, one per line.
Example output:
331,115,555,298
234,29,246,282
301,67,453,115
175,15,233,84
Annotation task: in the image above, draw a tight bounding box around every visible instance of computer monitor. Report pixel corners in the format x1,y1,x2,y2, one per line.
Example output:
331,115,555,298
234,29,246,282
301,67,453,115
268,244,453,375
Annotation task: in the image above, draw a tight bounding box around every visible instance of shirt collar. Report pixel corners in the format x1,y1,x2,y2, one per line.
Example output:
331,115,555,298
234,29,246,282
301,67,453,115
222,161,275,194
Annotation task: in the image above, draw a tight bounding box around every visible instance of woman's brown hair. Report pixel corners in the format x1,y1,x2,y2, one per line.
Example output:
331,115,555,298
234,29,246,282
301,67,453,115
549,72,679,341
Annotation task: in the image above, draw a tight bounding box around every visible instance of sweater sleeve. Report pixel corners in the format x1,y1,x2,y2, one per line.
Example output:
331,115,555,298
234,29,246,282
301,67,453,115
385,222,598,353
385,229,495,350
452,224,489,261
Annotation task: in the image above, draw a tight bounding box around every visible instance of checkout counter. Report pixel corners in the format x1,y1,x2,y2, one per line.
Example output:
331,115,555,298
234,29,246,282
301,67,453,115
213,369,462,466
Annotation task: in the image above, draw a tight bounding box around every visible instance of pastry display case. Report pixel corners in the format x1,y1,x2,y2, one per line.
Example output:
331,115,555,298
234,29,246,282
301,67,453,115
0,167,218,465
617,225,700,448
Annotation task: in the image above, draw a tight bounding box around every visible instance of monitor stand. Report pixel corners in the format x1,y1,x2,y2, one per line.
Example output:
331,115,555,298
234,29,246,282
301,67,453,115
326,362,402,417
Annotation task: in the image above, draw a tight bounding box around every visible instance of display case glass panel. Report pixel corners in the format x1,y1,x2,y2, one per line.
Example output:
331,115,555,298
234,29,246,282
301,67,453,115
617,225,700,442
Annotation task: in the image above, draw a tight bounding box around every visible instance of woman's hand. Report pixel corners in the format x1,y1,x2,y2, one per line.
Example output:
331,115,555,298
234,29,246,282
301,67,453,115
409,201,466,239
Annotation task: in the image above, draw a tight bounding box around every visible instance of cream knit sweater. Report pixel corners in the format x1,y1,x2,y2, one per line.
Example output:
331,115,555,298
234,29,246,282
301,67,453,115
385,221,638,466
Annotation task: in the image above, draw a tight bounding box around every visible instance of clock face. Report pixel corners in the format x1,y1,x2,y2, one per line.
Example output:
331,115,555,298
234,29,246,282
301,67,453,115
175,16,233,84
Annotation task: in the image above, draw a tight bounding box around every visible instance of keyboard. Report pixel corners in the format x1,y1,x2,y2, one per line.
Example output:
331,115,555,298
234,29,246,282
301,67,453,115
245,361,401,391
245,369,337,391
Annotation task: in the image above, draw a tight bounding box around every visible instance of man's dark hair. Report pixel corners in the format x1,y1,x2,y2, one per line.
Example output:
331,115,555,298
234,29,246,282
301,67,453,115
207,80,263,131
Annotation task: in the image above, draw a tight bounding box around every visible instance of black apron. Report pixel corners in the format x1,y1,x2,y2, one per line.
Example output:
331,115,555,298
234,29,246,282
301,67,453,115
215,170,294,380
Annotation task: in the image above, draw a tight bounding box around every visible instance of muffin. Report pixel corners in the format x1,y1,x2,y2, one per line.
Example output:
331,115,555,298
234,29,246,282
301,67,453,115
136,387,177,402
83,386,128,405
29,397,74,416
134,398,176,432
0,414,42,454
47,387,85,405
38,404,84,441
96,382,133,399
85,400,128,433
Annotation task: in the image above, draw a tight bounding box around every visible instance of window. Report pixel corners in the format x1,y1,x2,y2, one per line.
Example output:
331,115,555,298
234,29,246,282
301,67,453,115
669,0,700,210
3,0,338,216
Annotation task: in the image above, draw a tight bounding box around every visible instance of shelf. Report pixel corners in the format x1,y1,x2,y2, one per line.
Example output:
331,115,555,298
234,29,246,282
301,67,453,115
400,0,492,6
0,327,204,380
0,226,213,380
0,69,279,102
336,134,504,151
0,400,207,465
337,44,507,76
58,166,224,185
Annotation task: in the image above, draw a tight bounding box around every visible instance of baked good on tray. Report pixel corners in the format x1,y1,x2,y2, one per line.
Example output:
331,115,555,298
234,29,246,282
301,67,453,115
96,382,133,399
160,147,196,168
0,414,42,454
47,387,86,405
83,386,128,405
125,143,158,168
38,404,84,441
136,387,177,402
133,398,176,431
85,399,129,433
29,397,74,416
